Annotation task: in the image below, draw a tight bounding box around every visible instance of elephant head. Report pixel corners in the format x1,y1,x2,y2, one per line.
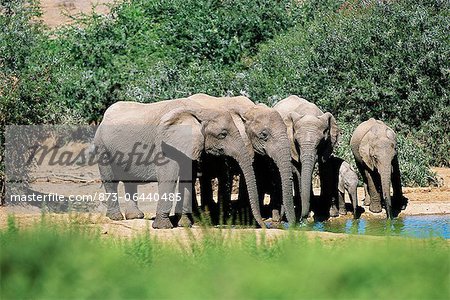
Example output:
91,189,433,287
360,125,397,218
159,106,265,228
240,104,295,225
287,111,339,220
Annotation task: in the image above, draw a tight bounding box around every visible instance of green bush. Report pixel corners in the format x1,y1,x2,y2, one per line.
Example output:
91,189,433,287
244,0,449,166
1,219,449,299
45,0,305,122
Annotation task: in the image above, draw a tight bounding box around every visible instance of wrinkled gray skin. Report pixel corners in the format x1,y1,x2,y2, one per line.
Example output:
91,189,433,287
321,155,358,218
274,96,339,221
188,94,295,227
94,98,265,228
350,118,406,219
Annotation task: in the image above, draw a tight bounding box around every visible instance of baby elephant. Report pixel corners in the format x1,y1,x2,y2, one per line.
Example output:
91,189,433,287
351,118,406,219
321,156,359,218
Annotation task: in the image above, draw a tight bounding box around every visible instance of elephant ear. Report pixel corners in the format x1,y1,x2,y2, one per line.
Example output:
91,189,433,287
229,108,254,158
159,107,204,161
320,112,339,147
286,112,302,162
360,131,375,171
386,127,396,141
318,112,339,162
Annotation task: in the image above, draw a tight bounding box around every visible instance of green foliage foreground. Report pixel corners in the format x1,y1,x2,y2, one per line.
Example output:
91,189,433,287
1,217,449,299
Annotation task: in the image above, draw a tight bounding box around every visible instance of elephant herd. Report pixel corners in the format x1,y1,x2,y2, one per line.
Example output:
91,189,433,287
94,94,407,229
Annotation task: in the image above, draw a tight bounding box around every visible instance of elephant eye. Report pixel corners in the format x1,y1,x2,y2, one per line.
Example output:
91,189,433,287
259,130,269,141
217,130,228,139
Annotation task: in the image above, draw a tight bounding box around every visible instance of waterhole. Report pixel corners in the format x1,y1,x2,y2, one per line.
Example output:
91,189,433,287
309,214,449,239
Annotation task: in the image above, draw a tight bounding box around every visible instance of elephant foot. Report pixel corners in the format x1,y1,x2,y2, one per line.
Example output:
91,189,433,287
339,208,347,215
369,201,382,213
177,214,194,228
363,197,370,206
272,209,281,223
106,209,124,221
124,207,144,220
264,218,282,229
152,213,173,229
329,205,339,217
394,196,408,210
268,221,282,229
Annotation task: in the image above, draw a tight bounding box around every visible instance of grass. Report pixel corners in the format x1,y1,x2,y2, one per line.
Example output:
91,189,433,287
1,216,449,299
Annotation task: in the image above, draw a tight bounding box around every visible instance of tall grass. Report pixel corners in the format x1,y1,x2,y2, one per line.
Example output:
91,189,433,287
1,217,448,299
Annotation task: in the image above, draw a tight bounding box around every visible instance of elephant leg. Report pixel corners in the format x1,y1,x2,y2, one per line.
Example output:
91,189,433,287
176,161,196,227
237,175,251,225
97,163,123,220
363,183,370,206
329,194,339,217
391,155,406,210
319,161,337,217
199,173,217,224
292,166,301,219
355,162,370,206
153,161,179,229
176,180,195,227
124,182,144,220
365,170,382,213
103,180,123,220
218,172,232,225
338,190,347,215
348,188,358,218
269,179,282,224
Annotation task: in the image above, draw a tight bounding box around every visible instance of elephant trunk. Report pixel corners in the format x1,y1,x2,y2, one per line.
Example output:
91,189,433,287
380,167,393,219
300,154,316,220
269,145,295,226
235,151,266,228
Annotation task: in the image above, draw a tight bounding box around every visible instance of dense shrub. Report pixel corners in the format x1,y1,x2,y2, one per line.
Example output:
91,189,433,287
46,0,305,122
1,0,63,200
244,0,449,166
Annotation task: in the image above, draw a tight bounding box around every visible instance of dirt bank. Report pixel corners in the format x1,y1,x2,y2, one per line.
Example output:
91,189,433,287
40,0,112,28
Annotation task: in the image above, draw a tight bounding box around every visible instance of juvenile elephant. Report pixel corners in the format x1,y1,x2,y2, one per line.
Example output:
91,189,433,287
274,96,339,222
350,118,406,219
321,155,358,218
188,94,296,227
94,98,265,228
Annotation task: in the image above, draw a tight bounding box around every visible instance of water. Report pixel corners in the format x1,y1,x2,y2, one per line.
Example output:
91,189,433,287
307,214,450,239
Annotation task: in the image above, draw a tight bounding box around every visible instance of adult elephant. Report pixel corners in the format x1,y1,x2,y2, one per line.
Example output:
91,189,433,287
187,94,296,227
94,98,265,228
274,96,339,221
350,118,406,219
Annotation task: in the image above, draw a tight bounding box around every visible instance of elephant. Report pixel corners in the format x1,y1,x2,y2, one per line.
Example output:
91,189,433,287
93,98,265,228
350,118,407,219
321,155,358,218
274,95,339,222
187,94,296,227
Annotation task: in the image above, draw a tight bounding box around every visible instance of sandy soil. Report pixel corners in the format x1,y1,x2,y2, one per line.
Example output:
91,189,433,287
40,0,112,28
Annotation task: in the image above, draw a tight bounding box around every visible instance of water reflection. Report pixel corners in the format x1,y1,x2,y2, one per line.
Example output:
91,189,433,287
307,214,450,239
